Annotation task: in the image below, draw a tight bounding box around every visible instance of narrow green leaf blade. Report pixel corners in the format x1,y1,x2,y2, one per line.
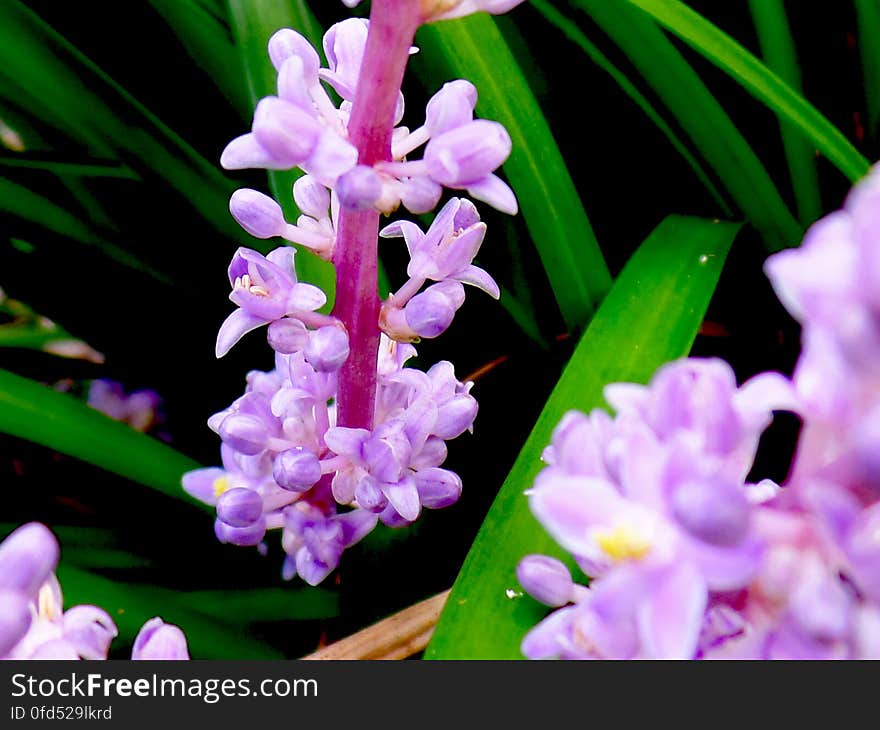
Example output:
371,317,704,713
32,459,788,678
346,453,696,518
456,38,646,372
147,0,252,118
0,367,205,508
531,0,731,216
417,14,612,332
425,215,738,659
0,0,239,239
748,0,822,225
0,176,169,282
576,0,801,252
856,0,880,138
624,0,870,182
176,587,339,623
56,565,284,659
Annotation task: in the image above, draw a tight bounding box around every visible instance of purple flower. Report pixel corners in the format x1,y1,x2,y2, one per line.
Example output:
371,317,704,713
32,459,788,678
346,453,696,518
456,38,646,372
132,618,190,660
281,503,378,585
216,247,327,357
381,198,499,297
0,523,59,656
4,576,117,660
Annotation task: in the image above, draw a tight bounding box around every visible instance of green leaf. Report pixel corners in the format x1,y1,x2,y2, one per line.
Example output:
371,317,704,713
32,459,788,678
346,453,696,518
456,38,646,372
147,0,252,118
748,0,822,225
227,0,337,307
856,0,880,139
623,0,870,183
55,565,284,659
0,176,169,282
574,0,801,252
62,547,154,571
425,214,738,659
531,0,731,217
0,0,239,239
417,14,612,333
176,587,339,623
0,367,206,509
0,153,138,179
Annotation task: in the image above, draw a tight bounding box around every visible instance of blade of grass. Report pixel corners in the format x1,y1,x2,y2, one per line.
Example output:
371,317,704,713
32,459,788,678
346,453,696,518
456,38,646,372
573,0,800,252
0,0,239,239
624,0,870,182
425,214,738,659
176,587,339,623
417,14,612,333
0,176,169,282
748,0,822,225
531,0,731,217
0,154,138,179
147,0,252,118
0,367,206,509
227,0,337,306
856,0,880,140
55,565,284,659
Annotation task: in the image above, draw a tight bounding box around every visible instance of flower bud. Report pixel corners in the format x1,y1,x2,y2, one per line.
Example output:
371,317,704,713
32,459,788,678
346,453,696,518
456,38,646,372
268,28,320,79
293,175,331,219
516,555,576,607
336,165,382,210
230,189,286,239
273,448,322,492
434,394,478,439
399,176,443,215
415,468,462,509
252,97,321,167
424,119,512,186
217,488,264,528
214,517,266,547
425,79,477,136
0,522,59,597
267,318,309,354
218,414,269,455
405,282,464,339
132,617,190,660
671,479,750,547
305,326,350,372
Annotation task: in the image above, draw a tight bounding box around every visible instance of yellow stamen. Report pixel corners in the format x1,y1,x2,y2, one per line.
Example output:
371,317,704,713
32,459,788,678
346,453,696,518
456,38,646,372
213,476,231,499
37,583,59,621
596,525,651,563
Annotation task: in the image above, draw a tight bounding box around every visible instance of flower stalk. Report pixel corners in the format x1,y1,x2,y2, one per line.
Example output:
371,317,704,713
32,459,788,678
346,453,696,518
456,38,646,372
332,0,422,430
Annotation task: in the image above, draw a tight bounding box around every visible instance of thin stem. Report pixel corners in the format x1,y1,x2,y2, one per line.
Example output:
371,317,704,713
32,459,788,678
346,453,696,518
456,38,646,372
331,0,422,430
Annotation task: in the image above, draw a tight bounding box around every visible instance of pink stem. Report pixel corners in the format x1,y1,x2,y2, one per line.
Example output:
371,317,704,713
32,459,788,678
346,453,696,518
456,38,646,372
332,0,422,430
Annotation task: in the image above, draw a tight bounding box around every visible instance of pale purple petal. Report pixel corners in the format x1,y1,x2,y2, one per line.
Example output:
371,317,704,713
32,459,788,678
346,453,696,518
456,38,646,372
216,309,267,358
0,523,59,597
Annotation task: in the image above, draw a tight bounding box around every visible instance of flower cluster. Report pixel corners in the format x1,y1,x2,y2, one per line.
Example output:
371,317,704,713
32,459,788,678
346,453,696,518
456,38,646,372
517,165,880,659
185,1,521,584
222,19,516,233
0,523,188,659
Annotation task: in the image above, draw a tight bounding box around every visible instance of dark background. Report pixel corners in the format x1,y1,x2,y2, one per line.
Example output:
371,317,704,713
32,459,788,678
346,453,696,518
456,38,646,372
0,0,868,657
